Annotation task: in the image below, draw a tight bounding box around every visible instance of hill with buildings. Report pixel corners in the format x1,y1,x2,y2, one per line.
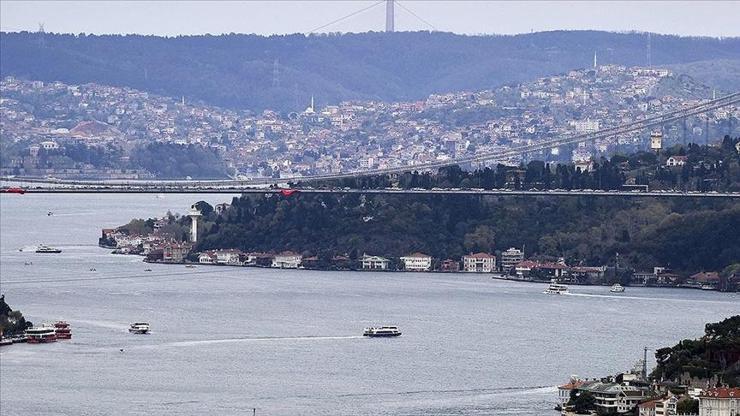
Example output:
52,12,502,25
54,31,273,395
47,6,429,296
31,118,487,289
2,30,739,112
176,143,740,277
652,315,740,387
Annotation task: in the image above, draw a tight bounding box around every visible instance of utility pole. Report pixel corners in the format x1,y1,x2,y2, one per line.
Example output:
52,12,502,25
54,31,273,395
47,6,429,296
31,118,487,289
385,0,395,32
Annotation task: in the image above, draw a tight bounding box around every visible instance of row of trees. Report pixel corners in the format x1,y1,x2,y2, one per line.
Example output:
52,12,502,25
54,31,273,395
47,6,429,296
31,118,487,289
307,137,740,192
187,190,739,276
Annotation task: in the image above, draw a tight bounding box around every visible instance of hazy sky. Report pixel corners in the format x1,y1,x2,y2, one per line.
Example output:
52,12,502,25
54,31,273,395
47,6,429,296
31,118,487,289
1,1,739,38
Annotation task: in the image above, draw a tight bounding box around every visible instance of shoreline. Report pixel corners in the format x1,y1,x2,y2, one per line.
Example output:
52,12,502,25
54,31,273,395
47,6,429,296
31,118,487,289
107,250,735,292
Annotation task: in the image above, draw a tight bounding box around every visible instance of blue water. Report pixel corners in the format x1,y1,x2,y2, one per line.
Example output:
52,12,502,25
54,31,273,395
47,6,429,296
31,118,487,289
1,194,738,415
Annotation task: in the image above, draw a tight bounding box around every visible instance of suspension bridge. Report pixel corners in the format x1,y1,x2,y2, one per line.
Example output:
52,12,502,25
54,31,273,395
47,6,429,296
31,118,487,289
2,91,738,197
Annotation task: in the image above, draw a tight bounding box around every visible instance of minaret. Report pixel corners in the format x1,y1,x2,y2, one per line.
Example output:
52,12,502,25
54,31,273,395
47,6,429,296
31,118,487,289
311,95,315,112
593,51,597,69
188,205,202,243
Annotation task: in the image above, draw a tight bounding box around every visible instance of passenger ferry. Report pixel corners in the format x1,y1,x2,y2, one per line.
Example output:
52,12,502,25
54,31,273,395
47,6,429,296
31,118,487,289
544,279,569,295
610,283,626,293
26,325,58,343
35,244,62,254
54,321,72,339
128,322,150,334
363,326,402,337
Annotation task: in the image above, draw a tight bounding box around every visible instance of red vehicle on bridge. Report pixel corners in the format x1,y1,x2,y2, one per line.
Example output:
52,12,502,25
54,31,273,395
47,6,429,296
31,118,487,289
2,187,26,194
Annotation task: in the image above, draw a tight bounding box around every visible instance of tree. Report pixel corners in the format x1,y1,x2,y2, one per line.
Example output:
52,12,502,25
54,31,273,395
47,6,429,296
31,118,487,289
676,398,699,415
463,225,496,253
568,390,596,414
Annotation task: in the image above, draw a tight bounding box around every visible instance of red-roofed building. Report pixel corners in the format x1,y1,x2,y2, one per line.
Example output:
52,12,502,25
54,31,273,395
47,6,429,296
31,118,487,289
558,379,585,407
699,387,740,415
462,253,496,273
638,399,659,416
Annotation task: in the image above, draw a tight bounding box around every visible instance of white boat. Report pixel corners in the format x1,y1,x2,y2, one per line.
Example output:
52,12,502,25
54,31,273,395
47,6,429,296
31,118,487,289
363,326,402,337
544,279,569,295
26,325,58,343
128,322,150,334
610,283,625,293
35,244,62,254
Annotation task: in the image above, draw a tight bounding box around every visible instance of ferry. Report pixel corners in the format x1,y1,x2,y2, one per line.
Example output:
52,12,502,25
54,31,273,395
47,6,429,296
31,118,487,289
128,322,150,334
54,321,72,340
35,244,62,254
26,325,58,343
544,279,569,295
363,326,402,337
610,283,625,293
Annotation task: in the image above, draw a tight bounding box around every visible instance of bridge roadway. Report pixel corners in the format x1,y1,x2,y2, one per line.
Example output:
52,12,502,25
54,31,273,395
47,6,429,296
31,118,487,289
4,184,740,198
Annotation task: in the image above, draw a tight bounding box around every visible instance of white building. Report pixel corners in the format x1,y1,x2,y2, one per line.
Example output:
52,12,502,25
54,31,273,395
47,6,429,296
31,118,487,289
400,253,432,271
39,140,59,150
361,254,390,270
462,253,496,273
573,119,600,133
666,156,688,167
198,251,217,264
272,251,302,269
215,249,242,265
500,247,524,271
699,387,739,416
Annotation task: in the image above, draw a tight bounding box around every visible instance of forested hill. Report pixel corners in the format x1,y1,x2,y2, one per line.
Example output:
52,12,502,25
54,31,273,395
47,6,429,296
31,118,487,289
2,30,739,111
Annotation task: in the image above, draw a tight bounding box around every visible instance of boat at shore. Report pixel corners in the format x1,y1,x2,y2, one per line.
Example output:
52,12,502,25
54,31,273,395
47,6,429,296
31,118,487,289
35,244,62,254
363,326,402,337
128,322,150,334
54,321,72,339
26,325,58,343
610,283,625,293
544,280,569,295
0,338,13,346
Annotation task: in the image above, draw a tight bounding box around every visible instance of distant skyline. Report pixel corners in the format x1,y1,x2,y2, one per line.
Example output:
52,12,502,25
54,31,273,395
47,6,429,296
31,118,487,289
1,1,739,38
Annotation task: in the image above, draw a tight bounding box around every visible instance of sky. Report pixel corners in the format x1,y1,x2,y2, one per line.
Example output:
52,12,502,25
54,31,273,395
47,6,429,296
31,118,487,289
1,1,739,38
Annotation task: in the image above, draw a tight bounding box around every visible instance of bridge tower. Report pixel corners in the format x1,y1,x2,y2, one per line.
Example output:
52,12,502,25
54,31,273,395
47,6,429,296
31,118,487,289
385,0,395,32
188,205,202,243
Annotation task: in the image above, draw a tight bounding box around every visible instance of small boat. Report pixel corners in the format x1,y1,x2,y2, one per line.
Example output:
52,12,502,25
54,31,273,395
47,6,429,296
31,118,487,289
54,321,72,340
11,336,28,343
89,268,97,272
700,284,715,291
185,265,196,268
544,279,569,295
0,338,13,346
47,211,53,216
144,268,152,272
128,322,150,334
35,244,62,254
26,325,58,343
610,283,625,293
363,326,402,337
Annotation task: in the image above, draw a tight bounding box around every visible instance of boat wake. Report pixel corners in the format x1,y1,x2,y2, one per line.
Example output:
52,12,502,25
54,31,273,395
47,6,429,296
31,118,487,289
139,335,364,349
335,384,556,398
565,292,729,304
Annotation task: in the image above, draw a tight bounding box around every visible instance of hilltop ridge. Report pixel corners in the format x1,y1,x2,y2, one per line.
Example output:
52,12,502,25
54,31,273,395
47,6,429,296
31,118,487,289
2,30,739,112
